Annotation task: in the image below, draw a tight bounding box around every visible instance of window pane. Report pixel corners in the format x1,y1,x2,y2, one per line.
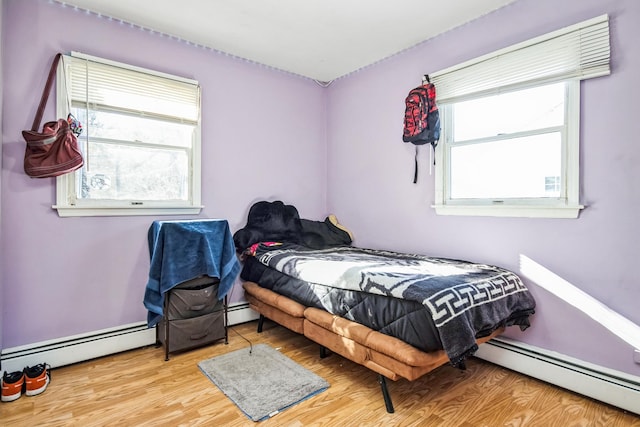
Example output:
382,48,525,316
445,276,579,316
450,133,561,199
453,83,565,141
75,139,189,201
71,107,193,202
72,108,193,148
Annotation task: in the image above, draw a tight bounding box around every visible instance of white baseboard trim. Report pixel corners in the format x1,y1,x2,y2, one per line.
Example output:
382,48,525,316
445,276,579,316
6,307,636,416
1,322,156,374
0,304,259,375
476,337,640,416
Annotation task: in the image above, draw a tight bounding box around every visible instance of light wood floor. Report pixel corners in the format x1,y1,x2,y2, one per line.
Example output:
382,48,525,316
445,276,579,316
2,320,639,427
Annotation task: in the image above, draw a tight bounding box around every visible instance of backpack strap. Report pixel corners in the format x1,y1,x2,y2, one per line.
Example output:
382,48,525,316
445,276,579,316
431,142,436,166
413,146,419,184
413,143,438,184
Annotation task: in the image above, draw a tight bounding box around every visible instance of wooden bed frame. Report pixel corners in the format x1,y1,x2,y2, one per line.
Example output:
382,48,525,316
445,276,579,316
243,281,504,413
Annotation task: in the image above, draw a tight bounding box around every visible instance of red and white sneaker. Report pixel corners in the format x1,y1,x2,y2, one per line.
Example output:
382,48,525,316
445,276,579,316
24,364,50,397
1,370,25,402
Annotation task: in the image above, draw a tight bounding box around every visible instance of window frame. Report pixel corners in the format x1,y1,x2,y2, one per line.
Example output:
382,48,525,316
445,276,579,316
433,80,583,219
53,52,203,218
429,14,610,219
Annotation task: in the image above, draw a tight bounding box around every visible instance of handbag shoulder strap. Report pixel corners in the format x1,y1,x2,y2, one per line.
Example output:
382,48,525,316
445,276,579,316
31,53,62,131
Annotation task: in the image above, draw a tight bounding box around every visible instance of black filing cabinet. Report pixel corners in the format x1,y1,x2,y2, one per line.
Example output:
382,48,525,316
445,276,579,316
156,275,227,360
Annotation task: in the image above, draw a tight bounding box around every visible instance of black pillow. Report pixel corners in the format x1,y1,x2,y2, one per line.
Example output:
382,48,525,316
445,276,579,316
300,217,352,249
233,200,303,251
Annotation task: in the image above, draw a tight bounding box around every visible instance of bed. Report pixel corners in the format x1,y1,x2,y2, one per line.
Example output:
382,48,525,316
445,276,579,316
235,201,536,412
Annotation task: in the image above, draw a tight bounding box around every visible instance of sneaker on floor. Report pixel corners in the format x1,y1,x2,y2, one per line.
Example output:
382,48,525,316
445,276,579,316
24,364,50,397
1,370,25,402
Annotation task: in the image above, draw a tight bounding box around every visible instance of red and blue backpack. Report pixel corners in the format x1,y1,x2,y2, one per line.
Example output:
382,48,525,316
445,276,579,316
403,76,440,183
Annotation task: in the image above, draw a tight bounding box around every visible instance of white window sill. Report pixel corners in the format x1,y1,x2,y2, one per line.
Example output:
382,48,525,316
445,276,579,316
432,204,584,219
53,205,204,218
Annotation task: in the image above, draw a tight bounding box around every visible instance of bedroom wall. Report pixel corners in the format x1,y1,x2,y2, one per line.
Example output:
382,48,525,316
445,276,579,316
0,0,327,349
0,0,4,357
326,0,640,377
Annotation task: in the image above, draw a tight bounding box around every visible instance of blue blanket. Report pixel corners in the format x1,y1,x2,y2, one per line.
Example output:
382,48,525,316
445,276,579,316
143,219,241,327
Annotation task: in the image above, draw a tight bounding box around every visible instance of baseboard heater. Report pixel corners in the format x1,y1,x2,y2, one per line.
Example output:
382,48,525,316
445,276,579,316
475,337,640,416
0,322,156,374
3,308,638,416
0,303,259,374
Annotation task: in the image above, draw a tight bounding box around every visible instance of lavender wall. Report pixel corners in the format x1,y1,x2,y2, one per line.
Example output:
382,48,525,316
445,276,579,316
0,0,327,348
2,0,639,380
0,0,4,355
326,0,640,376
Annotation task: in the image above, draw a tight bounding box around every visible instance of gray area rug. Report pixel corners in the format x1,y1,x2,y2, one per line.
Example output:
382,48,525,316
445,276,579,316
198,344,329,421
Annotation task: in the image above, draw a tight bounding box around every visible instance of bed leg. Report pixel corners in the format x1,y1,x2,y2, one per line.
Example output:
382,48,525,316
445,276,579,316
257,314,265,333
319,345,329,359
378,375,395,413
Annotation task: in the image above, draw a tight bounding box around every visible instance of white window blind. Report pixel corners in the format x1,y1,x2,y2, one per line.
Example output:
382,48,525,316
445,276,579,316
431,14,610,104
66,52,200,123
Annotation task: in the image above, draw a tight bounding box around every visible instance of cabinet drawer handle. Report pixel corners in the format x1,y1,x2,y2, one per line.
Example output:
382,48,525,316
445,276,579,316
189,304,206,311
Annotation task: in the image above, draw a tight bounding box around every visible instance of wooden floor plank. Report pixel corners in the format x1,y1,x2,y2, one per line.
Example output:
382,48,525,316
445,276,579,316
1,320,639,426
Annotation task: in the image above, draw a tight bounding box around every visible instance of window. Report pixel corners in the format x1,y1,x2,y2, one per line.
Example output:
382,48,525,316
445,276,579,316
443,81,575,201
431,15,610,218
54,52,202,217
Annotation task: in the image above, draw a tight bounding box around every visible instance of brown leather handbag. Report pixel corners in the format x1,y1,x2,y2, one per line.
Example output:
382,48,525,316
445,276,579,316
22,53,84,178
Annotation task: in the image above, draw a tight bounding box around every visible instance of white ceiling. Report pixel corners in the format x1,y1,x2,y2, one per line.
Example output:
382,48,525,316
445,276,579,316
60,0,517,82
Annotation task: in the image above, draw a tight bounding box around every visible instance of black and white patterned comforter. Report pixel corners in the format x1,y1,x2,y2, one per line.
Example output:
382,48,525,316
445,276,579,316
250,243,536,367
